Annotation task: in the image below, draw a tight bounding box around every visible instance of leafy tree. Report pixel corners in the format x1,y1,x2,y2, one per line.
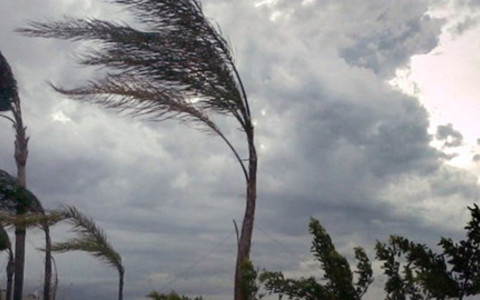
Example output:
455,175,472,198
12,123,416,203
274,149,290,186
260,218,373,300
19,1,257,299
52,206,125,300
376,204,480,300
146,290,203,300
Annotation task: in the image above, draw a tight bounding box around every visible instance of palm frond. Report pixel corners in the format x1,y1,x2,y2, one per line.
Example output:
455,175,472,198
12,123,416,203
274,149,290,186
0,169,43,214
17,0,250,128
54,206,124,275
0,212,63,229
0,51,17,112
0,225,10,252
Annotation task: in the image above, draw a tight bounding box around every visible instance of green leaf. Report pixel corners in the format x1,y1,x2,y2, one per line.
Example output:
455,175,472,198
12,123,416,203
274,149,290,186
0,51,16,112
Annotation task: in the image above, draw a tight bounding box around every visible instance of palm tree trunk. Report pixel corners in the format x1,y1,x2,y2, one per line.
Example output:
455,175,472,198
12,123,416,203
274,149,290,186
43,225,52,300
118,269,124,300
6,249,13,300
234,130,257,300
50,257,58,300
13,102,28,300
13,227,25,300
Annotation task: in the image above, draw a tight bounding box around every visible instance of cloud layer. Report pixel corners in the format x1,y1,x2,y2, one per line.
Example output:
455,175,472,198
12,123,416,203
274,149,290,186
0,0,479,299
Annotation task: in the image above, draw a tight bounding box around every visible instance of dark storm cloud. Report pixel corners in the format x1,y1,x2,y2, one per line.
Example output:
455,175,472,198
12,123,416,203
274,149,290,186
0,0,479,299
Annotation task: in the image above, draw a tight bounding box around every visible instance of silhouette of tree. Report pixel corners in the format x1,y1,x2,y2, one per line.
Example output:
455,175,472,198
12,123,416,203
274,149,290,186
376,204,480,300
260,218,373,300
147,290,203,300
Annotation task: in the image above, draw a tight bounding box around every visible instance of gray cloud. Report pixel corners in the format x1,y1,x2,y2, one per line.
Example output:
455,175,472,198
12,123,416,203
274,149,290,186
250,0,445,77
340,10,443,76
436,123,464,147
0,0,478,299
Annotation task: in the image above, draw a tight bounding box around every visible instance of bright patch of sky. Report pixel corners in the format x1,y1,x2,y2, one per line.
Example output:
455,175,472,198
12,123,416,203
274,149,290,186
254,0,293,22
51,110,72,123
389,1,480,171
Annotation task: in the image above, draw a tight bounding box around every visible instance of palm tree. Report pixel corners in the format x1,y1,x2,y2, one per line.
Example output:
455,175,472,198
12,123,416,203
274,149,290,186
0,51,54,300
53,206,124,300
0,49,27,300
0,203,124,300
18,1,258,299
0,168,57,300
0,49,29,300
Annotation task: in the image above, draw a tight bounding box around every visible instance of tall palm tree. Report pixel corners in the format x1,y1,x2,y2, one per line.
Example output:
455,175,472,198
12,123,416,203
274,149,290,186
0,51,54,300
0,51,28,300
53,206,124,300
19,1,257,298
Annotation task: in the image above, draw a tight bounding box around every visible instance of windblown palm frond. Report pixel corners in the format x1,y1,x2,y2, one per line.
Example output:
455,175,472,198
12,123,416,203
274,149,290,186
0,169,43,214
54,206,124,300
0,50,16,112
0,225,10,252
17,0,250,130
55,206,123,272
0,213,63,228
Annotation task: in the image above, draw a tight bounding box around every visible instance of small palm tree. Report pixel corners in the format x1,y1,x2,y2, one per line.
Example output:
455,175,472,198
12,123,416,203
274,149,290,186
19,1,258,299
0,168,56,300
53,206,124,300
0,168,123,299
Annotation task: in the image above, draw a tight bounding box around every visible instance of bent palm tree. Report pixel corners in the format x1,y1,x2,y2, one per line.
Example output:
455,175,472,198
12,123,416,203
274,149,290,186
0,49,29,300
53,206,124,300
0,51,54,300
19,1,257,298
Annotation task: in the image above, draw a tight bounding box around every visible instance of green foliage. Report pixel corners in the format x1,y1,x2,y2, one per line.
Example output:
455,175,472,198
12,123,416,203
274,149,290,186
239,259,262,300
375,236,457,300
0,169,43,214
259,218,373,300
146,290,203,300
439,204,480,297
0,225,10,251
376,204,480,299
0,50,16,112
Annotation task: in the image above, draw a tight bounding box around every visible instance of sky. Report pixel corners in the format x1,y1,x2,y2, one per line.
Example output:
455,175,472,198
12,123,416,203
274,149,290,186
1,0,480,299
